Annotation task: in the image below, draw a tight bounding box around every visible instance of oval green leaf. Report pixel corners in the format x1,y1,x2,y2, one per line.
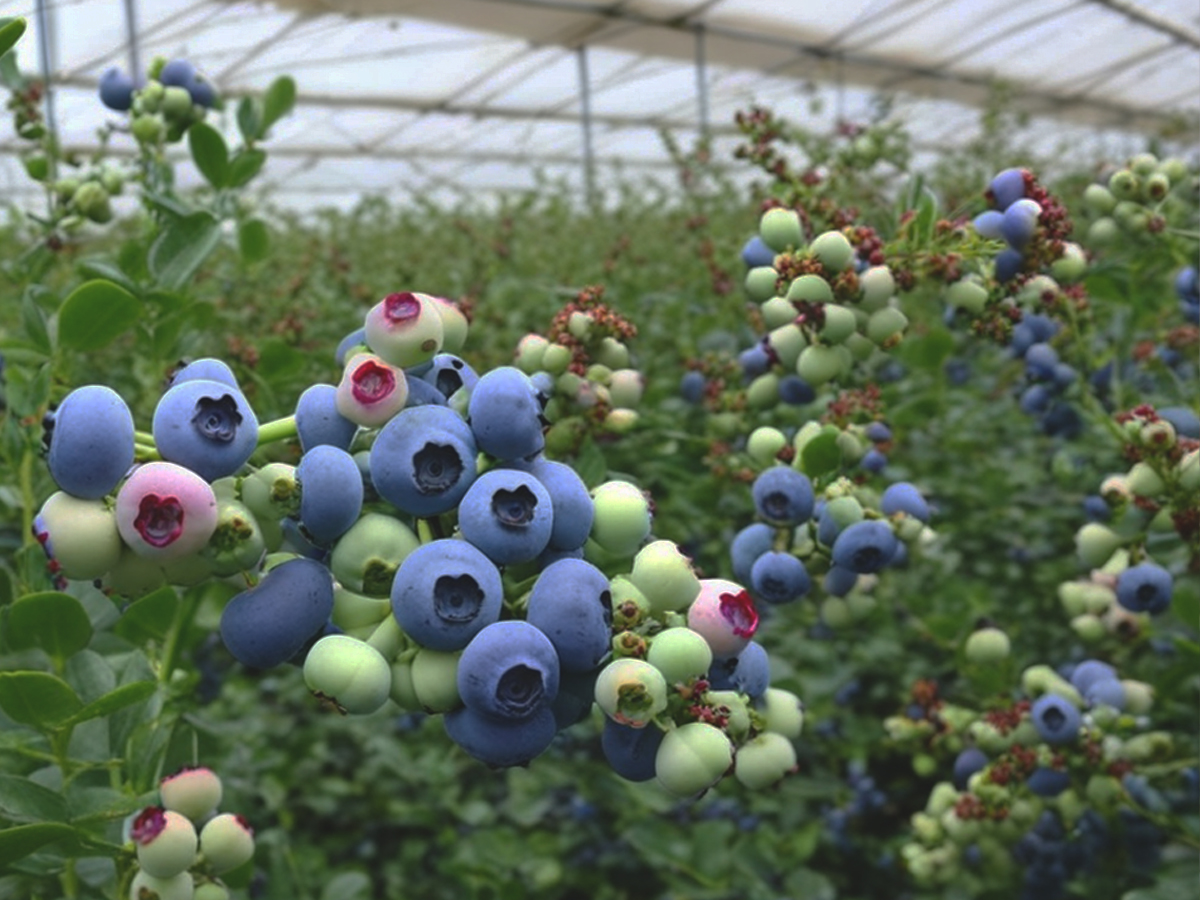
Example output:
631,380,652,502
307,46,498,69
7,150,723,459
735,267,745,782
0,672,82,730
63,680,157,728
238,219,269,263
0,17,27,59
57,279,141,351
6,591,93,659
189,121,229,189
799,432,842,479
148,212,221,292
260,75,296,137
0,822,79,869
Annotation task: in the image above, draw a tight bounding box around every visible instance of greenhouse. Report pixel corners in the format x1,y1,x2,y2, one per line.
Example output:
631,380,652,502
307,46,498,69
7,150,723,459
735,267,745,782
0,2,1197,899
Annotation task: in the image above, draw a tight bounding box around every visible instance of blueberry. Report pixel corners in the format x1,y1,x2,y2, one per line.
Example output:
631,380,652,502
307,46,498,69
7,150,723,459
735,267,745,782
994,247,1024,283
1030,694,1081,745
219,557,334,670
369,406,477,516
823,565,858,597
831,521,898,574
1159,406,1200,439
1115,562,1172,614
186,76,216,109
98,67,135,111
168,358,238,389
731,523,774,585
295,384,358,453
296,445,364,545
738,344,772,381
390,539,503,652
526,558,612,672
46,385,135,499
708,640,769,698
988,168,1026,210
880,482,929,522
457,620,560,720
859,448,887,473
443,705,558,768
364,291,445,368
1084,678,1125,710
457,468,553,565
511,456,593,551
1041,402,1083,439
1019,383,1053,416
115,461,218,561
778,375,816,405
1024,343,1059,381
749,551,811,604
197,813,255,874
1026,767,1071,797
865,422,892,443
336,352,408,427
953,747,988,790
972,209,1004,239
421,354,480,400
335,327,368,366
153,379,258,482
467,367,545,460
159,59,197,88
1000,198,1041,248
680,370,706,404
741,235,776,269
1068,659,1117,695
752,467,815,525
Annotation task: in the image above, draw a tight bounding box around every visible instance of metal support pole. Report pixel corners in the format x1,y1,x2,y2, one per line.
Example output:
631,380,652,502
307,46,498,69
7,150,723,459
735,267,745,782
34,0,57,143
694,25,709,141
576,45,596,207
122,0,141,80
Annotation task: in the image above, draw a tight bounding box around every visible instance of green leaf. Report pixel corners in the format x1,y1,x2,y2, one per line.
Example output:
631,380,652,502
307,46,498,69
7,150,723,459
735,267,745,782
260,75,296,137
800,432,841,478
0,672,82,730
3,359,50,416
257,339,303,380
0,775,68,823
0,17,27,59
320,872,372,900
20,293,52,355
75,258,139,296
574,437,608,489
0,823,79,869
148,212,221,291
56,280,142,351
227,149,266,188
905,327,954,372
140,190,190,219
238,219,269,263
188,122,229,189
112,586,179,645
63,681,156,728
6,592,93,660
236,97,260,146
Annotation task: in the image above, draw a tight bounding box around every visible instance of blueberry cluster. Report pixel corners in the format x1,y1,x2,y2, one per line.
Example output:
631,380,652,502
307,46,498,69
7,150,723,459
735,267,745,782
1177,266,1199,324
890,657,1171,896
101,57,218,146
125,767,253,900
730,462,931,616
1008,313,1083,439
513,285,643,448
1082,153,1192,245
821,760,888,853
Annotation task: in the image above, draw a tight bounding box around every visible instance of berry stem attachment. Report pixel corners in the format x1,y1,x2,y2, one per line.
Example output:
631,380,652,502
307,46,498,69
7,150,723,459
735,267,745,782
255,415,298,448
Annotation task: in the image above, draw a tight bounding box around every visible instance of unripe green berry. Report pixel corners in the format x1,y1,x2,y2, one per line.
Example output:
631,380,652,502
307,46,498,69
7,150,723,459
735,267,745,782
1087,217,1119,245
1049,243,1087,283
133,808,198,879
1108,169,1139,201
768,322,806,369
945,277,989,315
590,481,652,557
964,627,1010,665
745,266,780,302
760,208,803,252
629,540,700,614
786,273,833,304
595,658,668,727
646,627,712,684
746,372,780,409
1070,614,1105,643
820,304,857,344
304,635,392,715
410,647,462,713
541,343,573,375
194,883,230,900
734,732,796,789
757,687,804,739
34,492,122,580
747,426,788,465
1083,184,1116,213
1075,523,1122,569
858,266,894,309
866,306,908,347
129,871,194,900
796,343,845,386
161,86,194,120
1128,153,1158,177
514,334,549,373
1125,461,1165,498
760,295,796,329
330,513,420,596
160,767,222,822
655,722,733,797
198,813,254,874
810,230,854,272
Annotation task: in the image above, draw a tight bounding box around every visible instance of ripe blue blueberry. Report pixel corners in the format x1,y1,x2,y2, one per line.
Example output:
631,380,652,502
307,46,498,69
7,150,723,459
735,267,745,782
749,550,811,604
865,422,892,443
369,405,477,516
831,521,898,574
47,385,135,500
1084,678,1125,710
823,565,858,597
295,384,358,453
526,558,613,672
708,640,770,698
335,327,367,366
169,358,238,389
1023,343,1059,381
1019,384,1052,416
1000,198,1041,248
1115,562,1172,614
457,468,553,565
421,354,480,400
186,76,216,108
601,718,664,782
510,456,594,551
219,557,335,669
296,445,364,545
1030,694,1081,745
98,67,135,111
153,379,259,482
457,620,560,720
751,467,814,525
880,482,929,523
778,375,816,405
953,747,988,790
680,371,706,404
994,248,1024,283
1159,406,1200,439
1068,659,1117,696
731,523,774,585
860,448,887,473
467,367,545,460
988,168,1026,210
390,539,503,651
159,59,197,88
444,705,558,768
738,344,771,381
972,210,1004,240
1026,767,1071,797
741,235,776,269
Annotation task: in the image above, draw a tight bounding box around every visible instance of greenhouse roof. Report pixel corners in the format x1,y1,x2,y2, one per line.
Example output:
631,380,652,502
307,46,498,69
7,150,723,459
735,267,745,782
1,0,1198,209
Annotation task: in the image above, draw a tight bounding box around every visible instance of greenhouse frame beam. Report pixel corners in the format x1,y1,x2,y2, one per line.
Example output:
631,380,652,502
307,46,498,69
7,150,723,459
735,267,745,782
1083,0,1200,47
577,45,596,205
61,0,219,80
122,0,141,83
432,0,1187,131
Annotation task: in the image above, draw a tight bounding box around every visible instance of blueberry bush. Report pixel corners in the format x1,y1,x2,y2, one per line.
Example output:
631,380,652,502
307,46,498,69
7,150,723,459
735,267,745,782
0,16,1197,900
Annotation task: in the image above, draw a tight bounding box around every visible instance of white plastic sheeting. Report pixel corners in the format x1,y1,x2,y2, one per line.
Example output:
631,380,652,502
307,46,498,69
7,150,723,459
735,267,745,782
0,0,1196,210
